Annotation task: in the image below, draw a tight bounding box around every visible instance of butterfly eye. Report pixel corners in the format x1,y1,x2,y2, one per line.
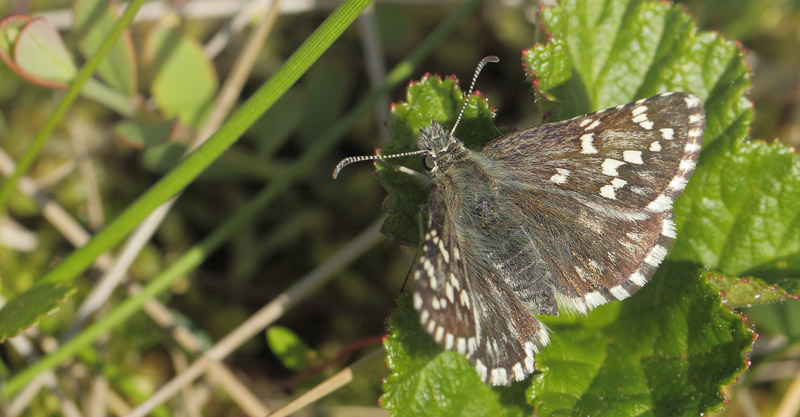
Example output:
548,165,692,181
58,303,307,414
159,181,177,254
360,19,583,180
421,154,436,171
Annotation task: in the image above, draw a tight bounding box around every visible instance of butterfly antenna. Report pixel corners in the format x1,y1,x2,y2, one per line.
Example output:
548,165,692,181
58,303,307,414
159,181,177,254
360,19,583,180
450,55,499,138
332,149,429,179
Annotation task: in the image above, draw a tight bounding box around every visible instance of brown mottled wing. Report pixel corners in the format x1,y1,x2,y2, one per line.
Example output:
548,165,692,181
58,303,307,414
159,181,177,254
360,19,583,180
481,92,705,313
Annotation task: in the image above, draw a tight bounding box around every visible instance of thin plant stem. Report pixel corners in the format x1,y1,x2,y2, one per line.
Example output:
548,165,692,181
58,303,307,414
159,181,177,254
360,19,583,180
123,220,384,417
266,349,385,417
775,367,800,417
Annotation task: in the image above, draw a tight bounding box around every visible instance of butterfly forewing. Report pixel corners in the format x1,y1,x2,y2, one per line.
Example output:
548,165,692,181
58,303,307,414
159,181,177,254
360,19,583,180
411,92,705,386
484,93,704,212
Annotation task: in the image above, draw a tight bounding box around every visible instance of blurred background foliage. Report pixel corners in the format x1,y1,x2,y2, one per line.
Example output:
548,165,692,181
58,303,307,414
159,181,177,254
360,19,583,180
0,0,798,415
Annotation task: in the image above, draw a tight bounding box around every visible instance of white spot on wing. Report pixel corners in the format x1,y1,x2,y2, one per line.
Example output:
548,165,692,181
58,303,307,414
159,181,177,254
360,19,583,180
650,141,662,152
632,105,648,116
585,291,606,308
445,333,454,350
525,342,536,372
549,168,570,184
611,178,627,189
646,194,673,212
579,119,592,127
639,121,654,130
600,184,616,199
685,94,701,108
602,158,625,176
513,363,525,381
667,176,688,192
413,293,422,309
685,142,701,153
450,272,459,289
556,292,588,314
632,113,648,123
689,113,703,123
581,133,598,154
661,218,677,239
644,244,668,267
610,285,630,300
537,328,550,346
425,261,436,287
438,241,449,263
623,150,643,164
491,368,508,385
660,128,674,140
475,360,488,381
679,159,696,172
585,120,601,130
630,271,647,286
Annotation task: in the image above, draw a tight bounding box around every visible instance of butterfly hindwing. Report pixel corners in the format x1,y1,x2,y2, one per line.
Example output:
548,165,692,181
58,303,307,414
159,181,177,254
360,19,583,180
414,187,550,386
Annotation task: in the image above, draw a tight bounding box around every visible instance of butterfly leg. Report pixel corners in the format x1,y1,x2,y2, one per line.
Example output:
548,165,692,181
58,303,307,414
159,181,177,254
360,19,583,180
399,204,428,293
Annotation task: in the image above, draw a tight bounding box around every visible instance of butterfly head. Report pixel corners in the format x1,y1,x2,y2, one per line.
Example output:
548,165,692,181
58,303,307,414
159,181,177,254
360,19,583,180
417,122,465,172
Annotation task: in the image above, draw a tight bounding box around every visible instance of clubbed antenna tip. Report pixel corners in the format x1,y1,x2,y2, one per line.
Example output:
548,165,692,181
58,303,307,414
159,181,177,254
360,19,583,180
450,55,500,137
332,150,429,178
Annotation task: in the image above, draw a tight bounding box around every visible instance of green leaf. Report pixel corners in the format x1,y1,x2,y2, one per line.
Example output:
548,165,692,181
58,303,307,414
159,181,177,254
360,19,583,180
144,23,218,128
12,17,77,88
528,263,753,416
0,15,32,73
0,282,75,340
672,139,800,292
113,119,173,148
73,0,138,95
705,271,796,308
382,292,532,417
377,75,499,244
266,326,320,372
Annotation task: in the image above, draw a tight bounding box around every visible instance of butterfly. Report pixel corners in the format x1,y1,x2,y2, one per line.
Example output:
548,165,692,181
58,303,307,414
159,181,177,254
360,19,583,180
334,56,705,386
